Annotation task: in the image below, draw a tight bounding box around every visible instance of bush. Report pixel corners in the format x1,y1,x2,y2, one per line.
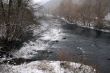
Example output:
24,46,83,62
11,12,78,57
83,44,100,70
0,0,39,51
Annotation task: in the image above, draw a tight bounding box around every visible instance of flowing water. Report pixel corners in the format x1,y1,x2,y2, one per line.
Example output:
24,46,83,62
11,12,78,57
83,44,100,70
0,17,110,73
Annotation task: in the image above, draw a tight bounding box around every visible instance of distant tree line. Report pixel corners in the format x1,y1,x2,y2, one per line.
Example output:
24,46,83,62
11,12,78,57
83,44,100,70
56,0,110,29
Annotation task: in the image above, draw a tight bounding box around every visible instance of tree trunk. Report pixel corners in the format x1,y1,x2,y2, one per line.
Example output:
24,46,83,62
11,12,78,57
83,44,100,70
6,0,12,40
7,0,12,24
0,0,5,24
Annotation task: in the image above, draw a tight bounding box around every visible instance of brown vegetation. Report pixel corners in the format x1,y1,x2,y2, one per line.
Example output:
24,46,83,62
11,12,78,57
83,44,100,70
56,0,110,29
0,0,38,43
0,0,39,51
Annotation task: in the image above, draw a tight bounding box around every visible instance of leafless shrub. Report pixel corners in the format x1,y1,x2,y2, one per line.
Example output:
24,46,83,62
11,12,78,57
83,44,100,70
37,61,54,72
58,49,72,61
55,0,110,29
0,0,41,51
57,49,97,73
78,0,110,28
0,0,39,43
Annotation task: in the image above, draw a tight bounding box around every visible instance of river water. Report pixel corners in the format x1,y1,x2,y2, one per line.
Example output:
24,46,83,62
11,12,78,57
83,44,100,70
51,22,110,73
0,17,110,73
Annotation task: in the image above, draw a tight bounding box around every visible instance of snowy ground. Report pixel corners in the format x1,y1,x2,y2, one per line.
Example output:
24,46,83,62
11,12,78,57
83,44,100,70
0,17,96,73
11,18,64,59
60,17,110,32
0,60,96,73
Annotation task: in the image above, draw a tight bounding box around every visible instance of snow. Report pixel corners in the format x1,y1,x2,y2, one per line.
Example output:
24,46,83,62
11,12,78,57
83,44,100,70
60,17,110,33
40,27,63,41
0,15,97,73
60,17,75,24
32,0,50,5
12,18,64,59
39,18,64,41
105,13,110,21
12,40,49,59
77,47,86,54
1,61,96,73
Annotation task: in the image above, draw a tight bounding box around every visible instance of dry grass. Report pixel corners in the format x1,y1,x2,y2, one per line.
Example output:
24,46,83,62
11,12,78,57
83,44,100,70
37,61,54,72
58,49,97,73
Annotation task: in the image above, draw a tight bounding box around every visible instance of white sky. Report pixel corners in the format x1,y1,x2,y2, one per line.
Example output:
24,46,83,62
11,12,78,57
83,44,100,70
32,0,50,4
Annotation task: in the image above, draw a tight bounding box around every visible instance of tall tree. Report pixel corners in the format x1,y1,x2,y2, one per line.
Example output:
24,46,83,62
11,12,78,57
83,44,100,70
57,0,74,22
0,0,38,42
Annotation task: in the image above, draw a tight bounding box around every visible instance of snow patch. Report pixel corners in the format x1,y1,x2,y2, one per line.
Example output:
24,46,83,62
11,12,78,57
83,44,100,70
105,13,110,21
1,61,96,73
60,17,110,33
77,47,86,54
12,40,49,59
40,27,63,41
12,18,64,59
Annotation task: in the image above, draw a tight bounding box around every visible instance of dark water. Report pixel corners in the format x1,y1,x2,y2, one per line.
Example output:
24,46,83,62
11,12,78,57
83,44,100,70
49,24,110,73
1,19,110,73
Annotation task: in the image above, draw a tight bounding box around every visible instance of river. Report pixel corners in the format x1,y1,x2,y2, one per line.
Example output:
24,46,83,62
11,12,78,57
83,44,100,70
0,17,110,73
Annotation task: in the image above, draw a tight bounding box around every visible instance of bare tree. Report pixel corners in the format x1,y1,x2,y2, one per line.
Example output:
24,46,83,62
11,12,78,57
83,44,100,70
56,0,75,22
0,0,5,24
93,0,110,28
0,0,39,44
77,0,95,26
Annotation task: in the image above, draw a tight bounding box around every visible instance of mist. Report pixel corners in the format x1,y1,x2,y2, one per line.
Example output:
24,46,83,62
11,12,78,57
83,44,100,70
40,0,86,14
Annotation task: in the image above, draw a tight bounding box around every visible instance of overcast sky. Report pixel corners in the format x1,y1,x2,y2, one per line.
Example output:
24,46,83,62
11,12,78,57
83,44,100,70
32,0,50,4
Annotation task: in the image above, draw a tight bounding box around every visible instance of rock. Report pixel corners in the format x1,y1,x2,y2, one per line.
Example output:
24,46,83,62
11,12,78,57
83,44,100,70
2,58,32,65
31,50,54,60
0,51,13,58
107,58,110,60
37,50,53,55
47,50,53,53
63,37,66,39
55,40,59,42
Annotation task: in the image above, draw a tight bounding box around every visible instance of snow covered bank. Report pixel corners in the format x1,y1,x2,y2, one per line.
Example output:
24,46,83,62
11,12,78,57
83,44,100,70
60,17,110,33
0,61,96,73
11,18,64,59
